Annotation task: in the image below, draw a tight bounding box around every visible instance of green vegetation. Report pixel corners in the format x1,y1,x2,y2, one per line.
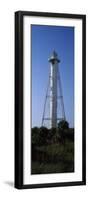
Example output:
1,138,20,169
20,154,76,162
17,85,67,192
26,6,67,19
31,120,74,174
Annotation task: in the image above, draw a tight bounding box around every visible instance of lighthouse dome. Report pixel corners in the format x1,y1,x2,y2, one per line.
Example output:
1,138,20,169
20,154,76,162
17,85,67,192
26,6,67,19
48,51,60,63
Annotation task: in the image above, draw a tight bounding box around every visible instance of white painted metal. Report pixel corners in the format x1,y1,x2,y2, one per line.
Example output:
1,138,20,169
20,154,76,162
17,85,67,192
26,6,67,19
49,51,59,128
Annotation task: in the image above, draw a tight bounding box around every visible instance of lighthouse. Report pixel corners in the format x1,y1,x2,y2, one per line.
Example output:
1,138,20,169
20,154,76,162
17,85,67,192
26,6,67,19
42,51,65,128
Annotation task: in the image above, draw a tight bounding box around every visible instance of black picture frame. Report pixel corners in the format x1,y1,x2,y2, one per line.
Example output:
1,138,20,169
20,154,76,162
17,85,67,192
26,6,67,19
15,11,86,189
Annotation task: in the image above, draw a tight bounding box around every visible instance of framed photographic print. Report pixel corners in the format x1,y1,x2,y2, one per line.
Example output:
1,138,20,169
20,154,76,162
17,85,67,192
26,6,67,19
15,11,86,189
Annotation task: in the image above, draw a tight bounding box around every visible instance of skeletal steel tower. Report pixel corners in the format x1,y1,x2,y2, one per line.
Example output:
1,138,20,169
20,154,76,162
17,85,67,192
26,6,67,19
42,51,66,128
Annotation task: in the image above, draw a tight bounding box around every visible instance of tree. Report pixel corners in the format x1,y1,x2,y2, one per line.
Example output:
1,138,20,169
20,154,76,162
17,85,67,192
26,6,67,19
57,120,69,143
58,120,69,130
31,127,40,146
39,126,49,145
31,126,49,146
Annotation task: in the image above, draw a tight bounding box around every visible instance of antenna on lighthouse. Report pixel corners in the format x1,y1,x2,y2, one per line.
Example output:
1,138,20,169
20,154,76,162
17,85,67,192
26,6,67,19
42,51,66,128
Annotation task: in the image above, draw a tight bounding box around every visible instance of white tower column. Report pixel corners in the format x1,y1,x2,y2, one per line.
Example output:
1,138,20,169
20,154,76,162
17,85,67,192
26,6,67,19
49,51,60,128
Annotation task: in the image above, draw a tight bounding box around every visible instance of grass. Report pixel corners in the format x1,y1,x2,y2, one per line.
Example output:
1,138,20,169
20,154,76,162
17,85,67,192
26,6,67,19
31,139,74,174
